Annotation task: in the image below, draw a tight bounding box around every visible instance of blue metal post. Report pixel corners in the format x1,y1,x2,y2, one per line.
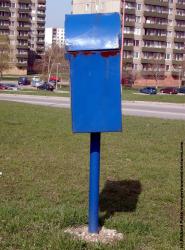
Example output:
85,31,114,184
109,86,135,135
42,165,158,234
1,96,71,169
88,132,101,233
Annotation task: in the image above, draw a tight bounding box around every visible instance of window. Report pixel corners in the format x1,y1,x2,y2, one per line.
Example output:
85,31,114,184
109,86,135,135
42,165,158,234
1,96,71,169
136,16,141,23
134,52,139,59
167,42,171,48
85,3,90,11
134,40,139,46
169,8,173,14
133,64,138,70
168,19,173,26
165,53,171,60
168,31,172,36
137,4,141,11
134,28,141,35
166,65,170,71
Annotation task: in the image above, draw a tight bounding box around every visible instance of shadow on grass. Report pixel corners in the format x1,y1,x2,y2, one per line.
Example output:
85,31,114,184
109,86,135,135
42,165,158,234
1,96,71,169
99,179,142,226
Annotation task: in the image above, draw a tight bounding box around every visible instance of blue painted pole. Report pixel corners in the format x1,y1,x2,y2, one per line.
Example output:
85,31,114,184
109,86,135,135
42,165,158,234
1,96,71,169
88,132,101,233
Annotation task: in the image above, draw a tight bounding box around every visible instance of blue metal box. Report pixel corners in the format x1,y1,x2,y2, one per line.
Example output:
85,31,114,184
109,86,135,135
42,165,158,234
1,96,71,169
65,13,122,133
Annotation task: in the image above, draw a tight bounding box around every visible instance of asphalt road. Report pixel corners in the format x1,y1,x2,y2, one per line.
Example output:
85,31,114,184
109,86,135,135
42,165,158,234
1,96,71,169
0,94,185,120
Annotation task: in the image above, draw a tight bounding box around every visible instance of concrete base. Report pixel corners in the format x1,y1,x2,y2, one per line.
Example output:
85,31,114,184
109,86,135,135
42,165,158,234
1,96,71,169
64,226,124,244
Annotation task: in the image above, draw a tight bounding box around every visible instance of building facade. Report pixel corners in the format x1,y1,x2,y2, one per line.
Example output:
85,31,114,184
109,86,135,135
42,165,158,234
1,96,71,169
72,0,185,86
45,27,65,47
0,0,46,74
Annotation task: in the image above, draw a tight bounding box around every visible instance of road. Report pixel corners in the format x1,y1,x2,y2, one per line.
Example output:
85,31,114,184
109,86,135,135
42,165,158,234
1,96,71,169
0,94,185,120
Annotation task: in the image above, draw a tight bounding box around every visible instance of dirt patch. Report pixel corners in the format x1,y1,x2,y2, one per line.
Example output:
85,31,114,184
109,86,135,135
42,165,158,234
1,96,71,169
64,226,124,244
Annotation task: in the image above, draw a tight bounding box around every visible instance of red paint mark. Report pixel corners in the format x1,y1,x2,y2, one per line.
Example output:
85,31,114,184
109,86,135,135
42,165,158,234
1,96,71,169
83,51,93,56
70,51,78,57
101,50,119,58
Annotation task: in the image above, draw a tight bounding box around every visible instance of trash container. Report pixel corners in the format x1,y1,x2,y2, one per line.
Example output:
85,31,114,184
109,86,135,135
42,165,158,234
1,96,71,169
65,13,122,133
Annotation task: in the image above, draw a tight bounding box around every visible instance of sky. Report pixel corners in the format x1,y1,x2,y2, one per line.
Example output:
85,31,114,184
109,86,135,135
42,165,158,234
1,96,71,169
46,1,71,28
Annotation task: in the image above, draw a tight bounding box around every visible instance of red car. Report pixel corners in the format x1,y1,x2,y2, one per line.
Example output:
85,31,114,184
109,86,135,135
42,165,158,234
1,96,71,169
49,76,60,82
160,87,178,94
0,84,8,90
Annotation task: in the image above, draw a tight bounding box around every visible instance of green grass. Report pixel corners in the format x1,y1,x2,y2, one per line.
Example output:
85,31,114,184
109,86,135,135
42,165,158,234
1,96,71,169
122,88,185,103
0,101,184,249
1,87,185,103
0,87,70,97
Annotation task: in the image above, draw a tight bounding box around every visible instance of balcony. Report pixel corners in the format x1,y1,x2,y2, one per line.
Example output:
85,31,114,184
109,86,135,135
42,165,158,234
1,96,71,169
37,6,46,11
37,33,45,38
16,62,28,68
37,20,45,24
123,58,133,63
124,33,134,39
144,11,168,19
142,47,166,53
174,37,185,42
38,0,46,3
142,71,165,76
175,15,185,21
0,15,10,21
18,8,31,14
123,45,134,51
173,49,185,54
144,0,168,7
18,0,32,3
0,25,9,30
17,35,29,40
176,4,185,10
141,58,165,64
125,21,135,27
37,41,44,45
16,53,28,59
37,27,45,31
0,7,10,12
172,60,183,65
175,26,185,32
17,26,30,31
125,0,136,2
125,9,135,15
37,13,45,18
143,35,166,42
17,44,29,49
17,17,31,23
37,47,45,52
144,23,167,30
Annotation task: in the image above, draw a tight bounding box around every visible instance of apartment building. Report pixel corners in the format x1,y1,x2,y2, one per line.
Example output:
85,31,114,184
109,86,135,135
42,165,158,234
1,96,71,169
0,0,46,74
45,27,65,47
72,0,185,86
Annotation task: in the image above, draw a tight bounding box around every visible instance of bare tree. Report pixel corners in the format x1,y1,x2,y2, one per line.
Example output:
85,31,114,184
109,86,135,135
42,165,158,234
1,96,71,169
34,45,69,84
0,35,10,80
150,60,165,88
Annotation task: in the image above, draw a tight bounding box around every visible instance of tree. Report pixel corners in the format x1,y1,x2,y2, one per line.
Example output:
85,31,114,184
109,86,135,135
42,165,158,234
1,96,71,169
34,44,69,84
0,35,10,80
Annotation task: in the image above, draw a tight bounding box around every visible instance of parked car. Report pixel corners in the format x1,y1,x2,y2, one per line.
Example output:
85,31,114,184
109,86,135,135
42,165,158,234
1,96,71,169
178,86,185,94
139,87,157,95
5,84,18,91
0,83,8,90
31,77,43,87
18,77,30,86
160,87,178,94
37,82,54,91
49,76,60,83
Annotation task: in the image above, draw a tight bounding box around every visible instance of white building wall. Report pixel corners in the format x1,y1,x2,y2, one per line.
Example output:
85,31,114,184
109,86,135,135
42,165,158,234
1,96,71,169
72,0,120,14
45,28,65,47
45,28,53,47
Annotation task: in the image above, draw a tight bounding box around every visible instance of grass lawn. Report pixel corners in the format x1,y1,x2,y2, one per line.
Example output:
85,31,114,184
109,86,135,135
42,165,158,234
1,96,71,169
1,87,185,103
0,101,184,250
0,87,70,98
122,88,185,103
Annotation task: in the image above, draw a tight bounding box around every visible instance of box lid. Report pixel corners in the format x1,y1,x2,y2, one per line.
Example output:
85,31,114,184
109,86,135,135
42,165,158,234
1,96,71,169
65,13,121,51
